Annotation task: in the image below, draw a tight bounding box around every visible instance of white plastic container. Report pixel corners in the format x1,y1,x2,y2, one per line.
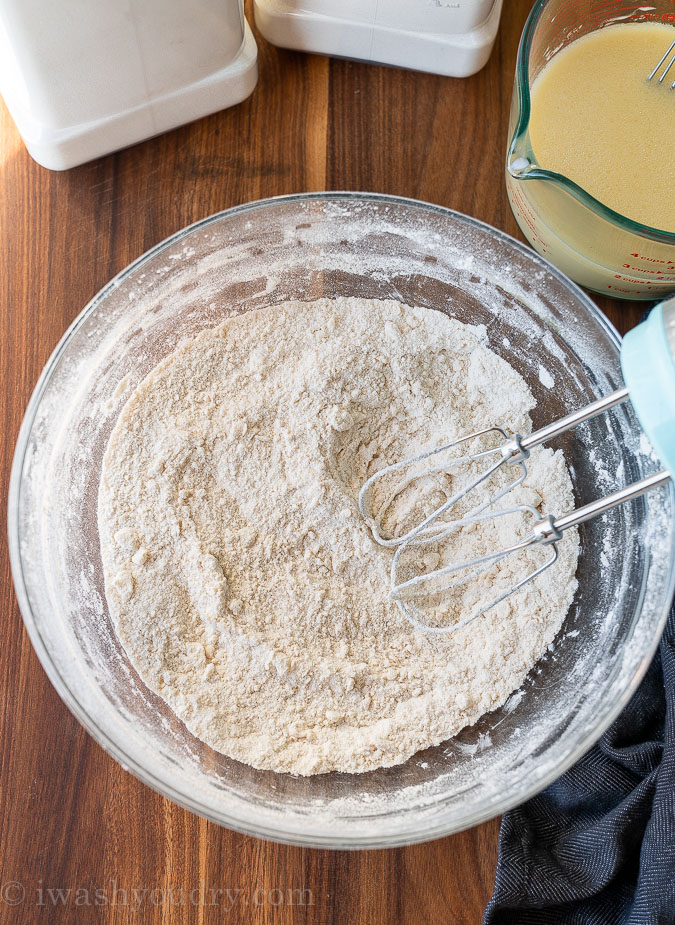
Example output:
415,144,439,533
0,0,258,170
254,0,503,77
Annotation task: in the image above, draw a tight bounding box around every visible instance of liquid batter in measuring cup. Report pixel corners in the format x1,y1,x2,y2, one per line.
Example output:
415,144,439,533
507,0,675,300
529,23,675,232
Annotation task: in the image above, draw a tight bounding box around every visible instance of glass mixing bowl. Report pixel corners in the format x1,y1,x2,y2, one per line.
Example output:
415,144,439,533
506,0,675,300
9,193,675,848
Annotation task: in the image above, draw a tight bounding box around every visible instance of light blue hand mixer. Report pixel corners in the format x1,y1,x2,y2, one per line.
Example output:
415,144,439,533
358,296,675,634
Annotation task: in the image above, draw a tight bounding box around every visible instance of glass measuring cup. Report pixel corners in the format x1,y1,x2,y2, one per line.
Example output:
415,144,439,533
506,0,675,301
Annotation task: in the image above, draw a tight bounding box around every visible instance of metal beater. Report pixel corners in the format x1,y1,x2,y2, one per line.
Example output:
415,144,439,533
648,38,675,88
358,297,675,635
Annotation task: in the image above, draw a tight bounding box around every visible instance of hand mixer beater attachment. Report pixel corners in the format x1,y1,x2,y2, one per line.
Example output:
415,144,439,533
648,37,675,88
358,297,675,635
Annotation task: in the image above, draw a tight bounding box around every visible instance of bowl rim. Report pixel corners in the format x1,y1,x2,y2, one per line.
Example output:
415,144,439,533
8,191,675,848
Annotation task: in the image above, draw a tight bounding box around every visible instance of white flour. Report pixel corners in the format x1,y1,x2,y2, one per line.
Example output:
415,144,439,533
98,297,578,775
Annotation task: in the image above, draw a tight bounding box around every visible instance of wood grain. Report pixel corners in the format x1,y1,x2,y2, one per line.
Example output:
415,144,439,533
0,2,648,922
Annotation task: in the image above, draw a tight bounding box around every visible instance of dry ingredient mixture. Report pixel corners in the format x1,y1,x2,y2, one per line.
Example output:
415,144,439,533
98,297,579,775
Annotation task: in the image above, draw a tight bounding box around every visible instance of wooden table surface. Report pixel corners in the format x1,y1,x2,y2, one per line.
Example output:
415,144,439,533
0,2,647,922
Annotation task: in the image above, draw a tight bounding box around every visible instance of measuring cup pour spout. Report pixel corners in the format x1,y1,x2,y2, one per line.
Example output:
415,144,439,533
505,0,675,300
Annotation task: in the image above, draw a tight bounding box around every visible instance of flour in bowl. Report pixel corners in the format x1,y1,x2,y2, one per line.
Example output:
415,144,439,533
98,297,578,775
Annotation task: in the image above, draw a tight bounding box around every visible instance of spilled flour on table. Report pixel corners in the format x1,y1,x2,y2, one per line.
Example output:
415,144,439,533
98,298,578,775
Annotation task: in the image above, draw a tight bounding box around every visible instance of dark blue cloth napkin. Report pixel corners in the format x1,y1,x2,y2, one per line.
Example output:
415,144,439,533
484,604,675,925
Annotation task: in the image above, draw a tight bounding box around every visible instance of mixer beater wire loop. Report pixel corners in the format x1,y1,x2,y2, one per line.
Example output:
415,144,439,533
648,38,675,88
389,505,558,602
358,383,673,636
392,515,561,636
357,425,528,548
